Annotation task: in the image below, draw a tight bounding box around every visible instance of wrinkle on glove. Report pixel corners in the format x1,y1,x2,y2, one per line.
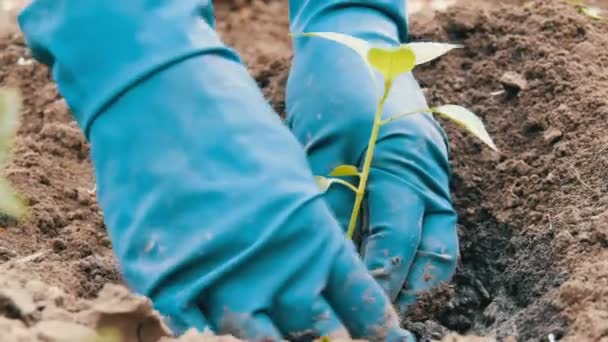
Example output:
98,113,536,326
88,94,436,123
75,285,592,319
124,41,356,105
19,0,415,341
287,0,459,316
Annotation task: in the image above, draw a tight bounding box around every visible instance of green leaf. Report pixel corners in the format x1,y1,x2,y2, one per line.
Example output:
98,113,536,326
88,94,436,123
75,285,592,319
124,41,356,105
292,31,380,86
329,164,359,177
405,42,463,65
432,105,498,151
0,88,21,165
366,45,416,82
0,177,27,219
294,32,462,92
291,32,370,59
580,6,604,19
0,88,26,219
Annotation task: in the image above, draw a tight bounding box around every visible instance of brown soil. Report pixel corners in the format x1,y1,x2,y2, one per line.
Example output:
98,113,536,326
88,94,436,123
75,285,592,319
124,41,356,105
1,0,607,341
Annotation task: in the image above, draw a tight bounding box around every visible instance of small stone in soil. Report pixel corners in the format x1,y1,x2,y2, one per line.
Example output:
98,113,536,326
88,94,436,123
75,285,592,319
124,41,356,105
66,210,85,221
543,128,563,144
500,71,528,96
75,188,92,205
100,237,112,248
513,160,532,175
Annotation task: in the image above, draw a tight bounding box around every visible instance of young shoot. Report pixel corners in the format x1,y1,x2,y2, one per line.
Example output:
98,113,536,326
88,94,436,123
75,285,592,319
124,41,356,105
0,88,27,219
296,32,498,240
565,0,606,20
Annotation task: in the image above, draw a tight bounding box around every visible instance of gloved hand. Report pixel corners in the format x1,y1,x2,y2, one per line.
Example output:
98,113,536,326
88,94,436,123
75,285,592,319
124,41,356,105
18,1,419,341
287,0,459,316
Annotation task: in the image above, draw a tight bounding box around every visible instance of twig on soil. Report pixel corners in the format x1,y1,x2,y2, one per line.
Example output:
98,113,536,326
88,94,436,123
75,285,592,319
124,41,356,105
518,225,531,236
508,182,518,199
13,250,50,264
569,164,600,195
0,249,50,270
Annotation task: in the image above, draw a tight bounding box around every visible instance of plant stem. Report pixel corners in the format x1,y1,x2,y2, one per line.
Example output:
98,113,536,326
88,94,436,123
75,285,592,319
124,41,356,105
346,80,392,240
332,178,359,194
380,108,433,126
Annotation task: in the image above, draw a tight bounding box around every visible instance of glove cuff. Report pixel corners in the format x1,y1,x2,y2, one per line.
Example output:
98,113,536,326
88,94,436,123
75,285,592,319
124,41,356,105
289,0,409,44
18,0,234,139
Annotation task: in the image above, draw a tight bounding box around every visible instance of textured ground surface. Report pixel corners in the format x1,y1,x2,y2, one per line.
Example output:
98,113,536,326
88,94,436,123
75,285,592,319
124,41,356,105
1,0,607,341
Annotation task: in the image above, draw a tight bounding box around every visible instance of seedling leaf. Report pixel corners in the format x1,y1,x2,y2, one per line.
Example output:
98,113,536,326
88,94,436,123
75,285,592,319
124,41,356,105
292,32,370,59
432,105,498,151
0,173,26,219
0,88,21,165
405,42,464,65
329,164,360,177
293,32,381,86
367,46,416,82
0,88,26,219
580,6,603,19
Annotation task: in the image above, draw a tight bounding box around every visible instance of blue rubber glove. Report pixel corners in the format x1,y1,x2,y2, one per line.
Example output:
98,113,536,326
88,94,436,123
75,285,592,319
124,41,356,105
287,1,459,316
19,1,417,341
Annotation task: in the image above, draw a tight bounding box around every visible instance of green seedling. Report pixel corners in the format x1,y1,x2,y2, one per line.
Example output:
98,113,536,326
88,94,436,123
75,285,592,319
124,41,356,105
565,0,606,20
0,88,27,219
295,32,497,239
580,5,604,19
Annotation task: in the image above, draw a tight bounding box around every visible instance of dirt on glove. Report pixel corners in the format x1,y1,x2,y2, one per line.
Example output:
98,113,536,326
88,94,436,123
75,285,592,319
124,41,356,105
1,0,607,341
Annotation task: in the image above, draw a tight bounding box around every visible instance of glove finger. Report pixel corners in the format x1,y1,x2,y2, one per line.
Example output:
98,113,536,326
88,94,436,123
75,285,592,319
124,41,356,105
360,167,425,301
324,243,415,341
270,295,349,341
214,311,282,342
395,210,458,316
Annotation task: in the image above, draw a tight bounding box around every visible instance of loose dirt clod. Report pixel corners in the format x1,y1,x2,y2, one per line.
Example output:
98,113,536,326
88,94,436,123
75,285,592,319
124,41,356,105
499,71,528,95
543,128,563,144
1,0,608,341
